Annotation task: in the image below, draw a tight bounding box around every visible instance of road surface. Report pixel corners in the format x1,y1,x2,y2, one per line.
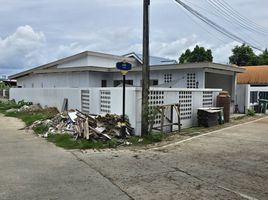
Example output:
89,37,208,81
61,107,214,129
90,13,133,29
0,114,267,200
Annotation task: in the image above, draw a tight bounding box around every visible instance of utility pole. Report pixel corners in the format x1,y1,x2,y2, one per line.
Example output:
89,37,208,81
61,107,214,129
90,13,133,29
141,0,150,135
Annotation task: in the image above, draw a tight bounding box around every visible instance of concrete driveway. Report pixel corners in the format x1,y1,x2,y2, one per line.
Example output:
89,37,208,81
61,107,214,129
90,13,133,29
0,114,268,200
0,114,131,200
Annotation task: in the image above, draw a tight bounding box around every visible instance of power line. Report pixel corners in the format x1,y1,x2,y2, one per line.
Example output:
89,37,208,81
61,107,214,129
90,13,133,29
182,0,263,48
216,0,268,34
179,3,229,44
201,0,265,47
174,0,264,52
207,0,268,35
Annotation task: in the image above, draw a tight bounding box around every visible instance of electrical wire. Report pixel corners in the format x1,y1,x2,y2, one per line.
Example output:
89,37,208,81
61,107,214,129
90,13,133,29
179,3,229,44
216,0,268,33
182,0,263,48
174,0,264,52
206,0,268,35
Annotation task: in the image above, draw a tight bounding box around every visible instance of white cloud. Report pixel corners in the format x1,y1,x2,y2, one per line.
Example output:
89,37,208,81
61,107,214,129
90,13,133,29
150,34,198,59
0,24,259,76
213,41,240,64
0,25,46,74
0,25,143,75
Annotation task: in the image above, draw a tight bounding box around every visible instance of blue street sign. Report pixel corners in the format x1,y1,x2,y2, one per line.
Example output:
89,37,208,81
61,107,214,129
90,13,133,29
116,62,132,71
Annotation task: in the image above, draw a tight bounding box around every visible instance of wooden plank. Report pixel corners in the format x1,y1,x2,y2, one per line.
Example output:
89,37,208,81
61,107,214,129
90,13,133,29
160,107,165,133
170,105,173,132
84,118,90,139
156,107,172,123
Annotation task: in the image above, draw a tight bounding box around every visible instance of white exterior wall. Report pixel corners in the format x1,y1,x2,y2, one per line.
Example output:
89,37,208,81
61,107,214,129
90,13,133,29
17,72,111,88
17,68,205,89
236,84,247,113
10,88,82,111
10,87,221,136
111,68,205,88
236,84,268,113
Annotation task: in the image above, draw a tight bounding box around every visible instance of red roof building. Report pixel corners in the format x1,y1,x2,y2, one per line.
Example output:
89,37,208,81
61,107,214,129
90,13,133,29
237,66,268,85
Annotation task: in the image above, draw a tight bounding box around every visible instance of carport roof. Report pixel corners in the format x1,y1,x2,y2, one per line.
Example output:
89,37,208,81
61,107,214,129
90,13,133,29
237,65,268,84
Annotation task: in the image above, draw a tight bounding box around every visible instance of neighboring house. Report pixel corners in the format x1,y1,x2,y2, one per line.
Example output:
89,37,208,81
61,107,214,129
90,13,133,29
9,51,244,99
0,77,16,99
0,78,17,87
236,65,268,113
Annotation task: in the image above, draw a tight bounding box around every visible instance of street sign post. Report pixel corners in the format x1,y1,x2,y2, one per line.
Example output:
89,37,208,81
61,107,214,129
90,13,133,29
116,61,132,137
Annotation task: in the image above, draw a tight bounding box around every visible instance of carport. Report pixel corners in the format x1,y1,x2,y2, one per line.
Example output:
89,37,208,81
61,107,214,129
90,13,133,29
205,73,234,97
204,67,239,101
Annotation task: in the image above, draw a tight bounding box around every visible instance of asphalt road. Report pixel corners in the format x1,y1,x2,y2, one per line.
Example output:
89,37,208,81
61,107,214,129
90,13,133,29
0,114,268,200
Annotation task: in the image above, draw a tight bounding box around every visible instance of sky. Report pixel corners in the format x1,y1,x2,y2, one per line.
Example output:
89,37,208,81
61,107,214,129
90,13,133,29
0,0,268,76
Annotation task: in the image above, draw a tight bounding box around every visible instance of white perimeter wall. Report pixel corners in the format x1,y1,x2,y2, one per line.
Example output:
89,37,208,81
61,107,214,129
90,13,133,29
10,87,221,135
10,88,82,111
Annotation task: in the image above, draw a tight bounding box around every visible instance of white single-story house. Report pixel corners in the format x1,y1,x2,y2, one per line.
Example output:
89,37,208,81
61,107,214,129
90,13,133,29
10,51,244,98
9,51,245,135
236,65,268,113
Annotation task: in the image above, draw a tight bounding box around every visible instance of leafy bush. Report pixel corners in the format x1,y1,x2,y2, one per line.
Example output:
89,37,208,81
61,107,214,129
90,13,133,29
18,100,33,106
246,109,255,116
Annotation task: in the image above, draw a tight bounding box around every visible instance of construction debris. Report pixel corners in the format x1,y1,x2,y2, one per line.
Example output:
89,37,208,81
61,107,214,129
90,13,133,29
31,109,134,141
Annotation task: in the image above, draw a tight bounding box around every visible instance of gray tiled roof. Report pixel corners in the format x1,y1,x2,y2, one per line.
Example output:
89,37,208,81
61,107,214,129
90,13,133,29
124,52,177,66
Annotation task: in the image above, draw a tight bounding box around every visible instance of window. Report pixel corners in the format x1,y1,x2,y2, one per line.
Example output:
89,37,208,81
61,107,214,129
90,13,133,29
250,91,258,103
187,73,196,88
101,80,107,87
164,74,172,83
31,83,34,88
259,92,268,100
114,80,133,87
140,80,159,86
151,80,158,86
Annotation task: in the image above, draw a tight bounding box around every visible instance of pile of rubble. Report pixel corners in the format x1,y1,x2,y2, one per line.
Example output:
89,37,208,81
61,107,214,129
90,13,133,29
31,109,134,140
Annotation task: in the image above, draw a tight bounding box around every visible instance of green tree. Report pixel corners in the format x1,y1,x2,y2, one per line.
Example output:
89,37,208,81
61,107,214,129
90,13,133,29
258,48,268,65
229,44,259,66
179,45,213,64
0,82,9,89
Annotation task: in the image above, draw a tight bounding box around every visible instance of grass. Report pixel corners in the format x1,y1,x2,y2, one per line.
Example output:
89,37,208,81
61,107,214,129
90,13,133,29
0,101,20,113
5,111,51,126
46,132,167,150
47,134,120,149
0,100,58,126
